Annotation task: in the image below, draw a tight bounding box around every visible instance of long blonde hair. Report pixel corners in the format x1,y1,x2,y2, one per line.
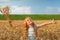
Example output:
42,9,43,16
24,17,37,37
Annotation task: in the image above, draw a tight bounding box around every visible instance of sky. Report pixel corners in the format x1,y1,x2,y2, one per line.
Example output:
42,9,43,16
0,0,60,14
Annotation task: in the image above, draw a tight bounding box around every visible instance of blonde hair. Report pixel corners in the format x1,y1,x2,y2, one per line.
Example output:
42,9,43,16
24,17,37,37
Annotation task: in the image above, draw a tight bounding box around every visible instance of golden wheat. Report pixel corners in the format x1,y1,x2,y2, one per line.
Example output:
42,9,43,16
0,20,60,40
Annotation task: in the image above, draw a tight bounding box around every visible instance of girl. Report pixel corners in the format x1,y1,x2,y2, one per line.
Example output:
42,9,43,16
24,17,56,40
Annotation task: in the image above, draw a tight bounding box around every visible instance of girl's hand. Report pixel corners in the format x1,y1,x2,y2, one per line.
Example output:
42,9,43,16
50,19,56,24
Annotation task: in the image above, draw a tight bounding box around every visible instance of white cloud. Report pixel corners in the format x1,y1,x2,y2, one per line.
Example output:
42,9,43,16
47,7,53,9
44,6,60,14
0,0,11,2
10,6,31,14
0,5,31,14
45,7,54,12
57,7,60,12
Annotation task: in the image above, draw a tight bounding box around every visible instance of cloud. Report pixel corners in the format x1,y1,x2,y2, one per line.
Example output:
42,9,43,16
44,6,60,14
0,0,25,2
10,6,31,14
0,5,31,14
57,7,60,12
45,7,54,12
0,0,11,2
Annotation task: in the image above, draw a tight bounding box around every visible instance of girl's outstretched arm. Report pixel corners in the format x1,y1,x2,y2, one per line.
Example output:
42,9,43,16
39,19,56,27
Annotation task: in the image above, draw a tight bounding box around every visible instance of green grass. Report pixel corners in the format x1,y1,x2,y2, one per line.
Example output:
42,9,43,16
0,14,60,20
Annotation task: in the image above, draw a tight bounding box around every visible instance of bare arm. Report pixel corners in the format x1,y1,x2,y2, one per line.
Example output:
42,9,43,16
39,20,56,27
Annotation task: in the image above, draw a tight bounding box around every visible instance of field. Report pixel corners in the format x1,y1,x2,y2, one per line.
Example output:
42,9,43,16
0,20,60,40
0,14,60,40
0,14,60,20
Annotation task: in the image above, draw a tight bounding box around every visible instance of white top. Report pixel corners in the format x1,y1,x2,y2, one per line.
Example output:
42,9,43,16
28,24,40,36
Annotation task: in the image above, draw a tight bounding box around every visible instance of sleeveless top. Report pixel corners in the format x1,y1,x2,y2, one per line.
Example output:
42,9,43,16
28,24,40,36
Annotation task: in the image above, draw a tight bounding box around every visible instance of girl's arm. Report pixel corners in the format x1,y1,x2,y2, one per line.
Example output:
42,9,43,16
39,20,56,27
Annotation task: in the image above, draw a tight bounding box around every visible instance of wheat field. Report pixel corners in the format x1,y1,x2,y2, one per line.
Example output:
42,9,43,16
0,20,60,40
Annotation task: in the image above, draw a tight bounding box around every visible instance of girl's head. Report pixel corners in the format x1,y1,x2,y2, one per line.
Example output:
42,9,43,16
25,17,34,26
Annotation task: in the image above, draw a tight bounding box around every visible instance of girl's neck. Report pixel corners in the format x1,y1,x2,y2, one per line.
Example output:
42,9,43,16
28,25,33,27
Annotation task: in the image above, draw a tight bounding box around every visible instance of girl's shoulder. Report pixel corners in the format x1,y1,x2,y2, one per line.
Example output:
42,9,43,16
35,24,40,28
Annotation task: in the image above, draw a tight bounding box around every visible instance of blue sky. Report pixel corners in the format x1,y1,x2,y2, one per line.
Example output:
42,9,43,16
0,0,60,14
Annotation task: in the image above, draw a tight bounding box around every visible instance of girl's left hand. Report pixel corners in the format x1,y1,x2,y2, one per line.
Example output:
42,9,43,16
50,19,56,24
